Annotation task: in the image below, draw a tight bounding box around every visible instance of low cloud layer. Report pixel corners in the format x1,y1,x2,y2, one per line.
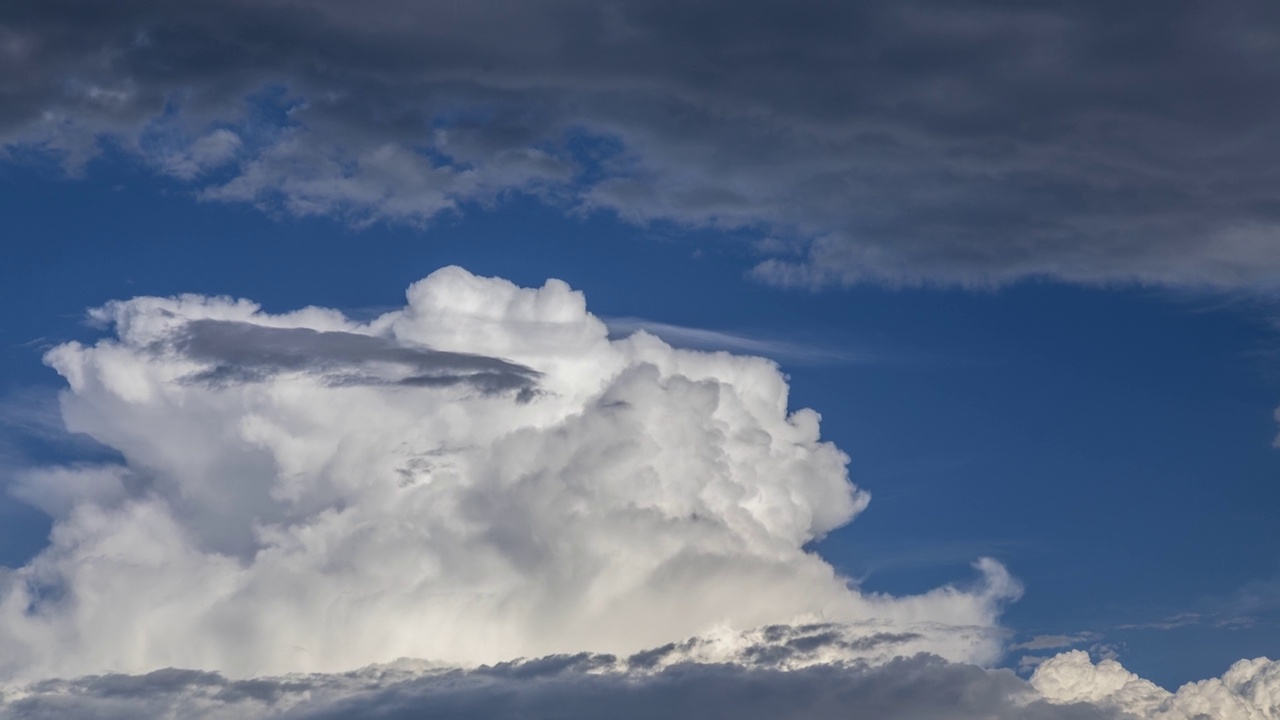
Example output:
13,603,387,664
0,651,1081,720
1033,651,1280,720
3,646,1278,720
5,0,1280,288
0,268,1018,684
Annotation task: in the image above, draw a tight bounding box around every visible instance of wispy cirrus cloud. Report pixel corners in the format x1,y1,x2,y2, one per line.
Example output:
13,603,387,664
1011,632,1104,652
606,317,865,365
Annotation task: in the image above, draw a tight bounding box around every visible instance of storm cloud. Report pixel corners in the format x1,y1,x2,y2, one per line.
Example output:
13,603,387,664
4,0,1280,288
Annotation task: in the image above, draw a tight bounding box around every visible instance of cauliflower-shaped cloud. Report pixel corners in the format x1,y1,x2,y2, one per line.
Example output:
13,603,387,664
0,267,1017,684
1034,650,1280,720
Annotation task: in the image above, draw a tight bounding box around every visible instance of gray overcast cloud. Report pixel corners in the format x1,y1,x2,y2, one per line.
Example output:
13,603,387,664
171,319,541,394
0,653,1115,720
4,0,1280,288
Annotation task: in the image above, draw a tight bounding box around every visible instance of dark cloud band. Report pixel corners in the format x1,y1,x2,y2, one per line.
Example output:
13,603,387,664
4,0,1280,288
169,319,540,394
0,652,1116,720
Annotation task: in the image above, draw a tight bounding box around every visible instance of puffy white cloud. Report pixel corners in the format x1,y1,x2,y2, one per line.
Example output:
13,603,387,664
1033,650,1280,720
0,267,1018,685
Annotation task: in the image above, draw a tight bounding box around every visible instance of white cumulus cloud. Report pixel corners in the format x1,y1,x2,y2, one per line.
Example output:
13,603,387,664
1,266,1276,719
0,267,1019,685
1033,650,1280,720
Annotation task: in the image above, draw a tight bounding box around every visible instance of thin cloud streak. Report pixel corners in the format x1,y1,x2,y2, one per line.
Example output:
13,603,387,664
606,317,866,365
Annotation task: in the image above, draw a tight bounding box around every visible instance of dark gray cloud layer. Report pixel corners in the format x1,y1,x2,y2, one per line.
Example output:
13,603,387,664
0,653,1116,720
171,319,540,394
4,0,1280,288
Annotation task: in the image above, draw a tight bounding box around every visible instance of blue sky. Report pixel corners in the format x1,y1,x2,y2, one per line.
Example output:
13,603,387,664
3,2,1280,717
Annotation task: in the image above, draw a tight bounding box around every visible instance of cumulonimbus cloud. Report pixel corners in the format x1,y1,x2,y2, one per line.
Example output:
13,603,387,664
4,0,1280,289
0,267,1276,717
0,267,1019,684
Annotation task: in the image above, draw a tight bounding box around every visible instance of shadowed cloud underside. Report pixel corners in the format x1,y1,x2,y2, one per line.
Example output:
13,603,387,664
4,0,1280,288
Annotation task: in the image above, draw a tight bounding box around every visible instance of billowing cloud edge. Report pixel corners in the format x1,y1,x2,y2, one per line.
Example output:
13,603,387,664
1,266,1017,686
0,271,1274,719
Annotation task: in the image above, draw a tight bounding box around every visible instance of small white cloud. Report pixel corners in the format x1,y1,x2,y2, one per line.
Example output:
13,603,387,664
159,129,242,180
1019,655,1052,672
1033,650,1280,720
605,317,864,364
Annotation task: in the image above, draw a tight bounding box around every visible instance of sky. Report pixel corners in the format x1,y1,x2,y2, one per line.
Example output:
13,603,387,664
1,1,1280,718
